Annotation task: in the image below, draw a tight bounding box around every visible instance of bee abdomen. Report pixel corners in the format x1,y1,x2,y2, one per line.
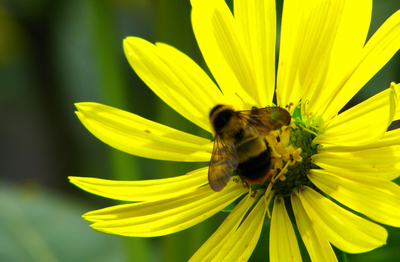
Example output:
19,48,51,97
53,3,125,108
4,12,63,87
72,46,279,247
236,148,271,181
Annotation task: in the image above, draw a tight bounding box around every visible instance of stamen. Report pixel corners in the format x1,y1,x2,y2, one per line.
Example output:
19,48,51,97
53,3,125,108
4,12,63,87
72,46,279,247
299,100,318,125
273,160,291,183
235,92,246,107
307,124,321,132
286,102,294,111
264,160,291,202
264,183,273,202
302,112,314,123
264,189,275,218
299,124,319,137
301,100,310,114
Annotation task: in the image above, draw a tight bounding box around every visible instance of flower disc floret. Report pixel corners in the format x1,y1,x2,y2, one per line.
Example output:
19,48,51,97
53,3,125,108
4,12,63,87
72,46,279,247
254,113,319,199
273,119,319,197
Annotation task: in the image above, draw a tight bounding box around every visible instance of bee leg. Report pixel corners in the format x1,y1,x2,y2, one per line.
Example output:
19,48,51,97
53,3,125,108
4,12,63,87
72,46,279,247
244,180,251,190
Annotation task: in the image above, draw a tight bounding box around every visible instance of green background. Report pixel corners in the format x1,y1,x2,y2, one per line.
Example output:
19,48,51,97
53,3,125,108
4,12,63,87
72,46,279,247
1,0,400,261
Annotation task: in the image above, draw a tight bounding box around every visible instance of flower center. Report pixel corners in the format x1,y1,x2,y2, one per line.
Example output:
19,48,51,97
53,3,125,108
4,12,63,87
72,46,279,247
269,118,319,196
251,111,319,198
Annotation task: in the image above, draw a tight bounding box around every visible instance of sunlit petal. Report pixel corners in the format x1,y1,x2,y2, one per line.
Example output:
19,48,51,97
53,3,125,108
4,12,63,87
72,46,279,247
305,0,372,118
190,194,257,261
327,0,372,76
291,192,337,262
234,0,276,106
277,0,345,112
319,10,400,123
309,169,400,227
270,196,302,262
312,145,400,180
191,0,256,108
75,102,212,161
314,83,399,146
318,127,400,152
69,167,208,202
215,193,268,261
392,82,400,121
86,180,247,237
298,186,387,253
124,37,226,131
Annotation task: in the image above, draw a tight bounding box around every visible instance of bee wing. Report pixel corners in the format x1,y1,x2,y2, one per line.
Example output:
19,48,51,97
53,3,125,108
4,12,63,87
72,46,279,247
208,135,239,192
238,107,291,136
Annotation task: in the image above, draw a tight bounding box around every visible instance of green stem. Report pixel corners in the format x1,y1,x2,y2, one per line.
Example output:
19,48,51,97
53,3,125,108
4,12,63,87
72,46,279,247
338,250,348,262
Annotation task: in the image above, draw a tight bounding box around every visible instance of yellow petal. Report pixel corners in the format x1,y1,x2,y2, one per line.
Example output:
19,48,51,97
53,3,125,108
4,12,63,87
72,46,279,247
291,192,337,262
327,0,372,75
191,0,256,109
312,145,400,180
86,180,247,237
393,83,400,121
309,169,400,227
234,0,276,106
320,10,400,123
314,83,399,146
318,126,400,152
211,4,259,105
298,186,387,253
123,37,223,132
275,0,303,109
75,102,212,162
306,0,372,119
190,194,257,261
277,0,345,111
68,167,208,202
270,196,302,262
215,193,268,261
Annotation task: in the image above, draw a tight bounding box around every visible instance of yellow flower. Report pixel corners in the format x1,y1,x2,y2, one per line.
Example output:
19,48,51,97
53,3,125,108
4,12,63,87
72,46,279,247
70,0,400,261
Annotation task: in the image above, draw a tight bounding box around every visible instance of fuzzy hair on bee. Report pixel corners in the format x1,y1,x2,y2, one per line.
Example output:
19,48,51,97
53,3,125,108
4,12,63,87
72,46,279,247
208,104,291,192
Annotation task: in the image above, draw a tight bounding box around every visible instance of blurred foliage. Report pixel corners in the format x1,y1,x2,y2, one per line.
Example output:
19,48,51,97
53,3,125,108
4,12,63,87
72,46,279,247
0,182,126,262
1,0,400,261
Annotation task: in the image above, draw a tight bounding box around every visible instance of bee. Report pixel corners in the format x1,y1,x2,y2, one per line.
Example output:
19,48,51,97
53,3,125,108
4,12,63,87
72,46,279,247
208,104,291,192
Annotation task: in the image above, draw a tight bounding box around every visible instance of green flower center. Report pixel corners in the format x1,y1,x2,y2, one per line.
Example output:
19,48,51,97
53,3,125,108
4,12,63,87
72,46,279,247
247,104,320,200
271,118,319,197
